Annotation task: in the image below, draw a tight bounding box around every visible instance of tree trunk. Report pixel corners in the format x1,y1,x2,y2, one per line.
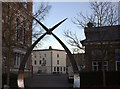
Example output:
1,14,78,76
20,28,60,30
6,47,10,86
6,3,11,86
102,60,106,87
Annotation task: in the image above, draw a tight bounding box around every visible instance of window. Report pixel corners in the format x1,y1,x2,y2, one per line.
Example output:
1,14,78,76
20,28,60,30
34,60,37,65
44,54,46,57
25,62,27,68
98,62,102,71
39,60,41,65
3,56,7,66
34,54,36,58
92,49,107,59
115,49,120,71
57,54,59,58
61,67,62,71
44,60,46,64
64,67,66,71
15,18,19,41
42,58,46,66
116,61,120,71
54,67,56,72
92,61,98,71
40,54,41,58
16,54,19,66
104,61,108,71
92,61,108,71
57,60,59,65
43,58,45,60
22,2,27,8
57,67,59,72
14,53,20,68
22,22,26,44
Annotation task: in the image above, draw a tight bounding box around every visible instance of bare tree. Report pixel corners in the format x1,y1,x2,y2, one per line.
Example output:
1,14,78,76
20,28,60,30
64,30,82,49
73,2,118,27
63,29,84,53
64,2,119,87
64,2,118,51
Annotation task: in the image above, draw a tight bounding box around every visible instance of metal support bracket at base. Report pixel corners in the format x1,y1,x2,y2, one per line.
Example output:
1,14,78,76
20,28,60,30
73,74,80,88
17,73,24,88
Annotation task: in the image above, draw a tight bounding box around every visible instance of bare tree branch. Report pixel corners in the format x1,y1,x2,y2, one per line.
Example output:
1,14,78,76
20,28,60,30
64,2,118,53
63,29,84,53
72,2,118,28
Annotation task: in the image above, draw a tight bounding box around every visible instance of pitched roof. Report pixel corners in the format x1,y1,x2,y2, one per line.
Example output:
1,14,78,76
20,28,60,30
33,49,65,52
84,25,120,42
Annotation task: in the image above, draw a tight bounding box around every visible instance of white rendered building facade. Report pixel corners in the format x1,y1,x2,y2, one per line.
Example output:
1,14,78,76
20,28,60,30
32,47,66,74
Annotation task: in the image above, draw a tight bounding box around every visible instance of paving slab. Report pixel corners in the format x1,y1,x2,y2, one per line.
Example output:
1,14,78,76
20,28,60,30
25,74,73,89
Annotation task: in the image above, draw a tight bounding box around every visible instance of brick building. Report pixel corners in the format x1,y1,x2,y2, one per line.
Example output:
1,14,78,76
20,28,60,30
81,24,120,72
2,2,33,74
66,53,85,71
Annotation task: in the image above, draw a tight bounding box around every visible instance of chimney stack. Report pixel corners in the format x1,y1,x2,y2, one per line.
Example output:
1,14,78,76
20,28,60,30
49,46,52,49
87,22,93,27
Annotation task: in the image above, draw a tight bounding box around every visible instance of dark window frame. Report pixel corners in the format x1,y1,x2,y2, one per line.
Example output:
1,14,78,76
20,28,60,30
34,60,37,65
57,54,59,58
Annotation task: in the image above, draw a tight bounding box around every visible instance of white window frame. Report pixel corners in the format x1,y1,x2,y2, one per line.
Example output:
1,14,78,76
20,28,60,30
57,67,59,72
34,60,37,65
54,67,56,72
14,53,21,68
115,49,120,71
57,54,59,58
104,61,108,71
92,61,98,71
39,60,41,65
57,60,59,65
116,61,120,71
40,54,41,58
64,67,66,71
60,67,62,72
92,61,108,71
34,54,36,58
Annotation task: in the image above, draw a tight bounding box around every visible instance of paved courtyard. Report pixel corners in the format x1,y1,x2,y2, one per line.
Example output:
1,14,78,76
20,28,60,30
25,74,73,89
